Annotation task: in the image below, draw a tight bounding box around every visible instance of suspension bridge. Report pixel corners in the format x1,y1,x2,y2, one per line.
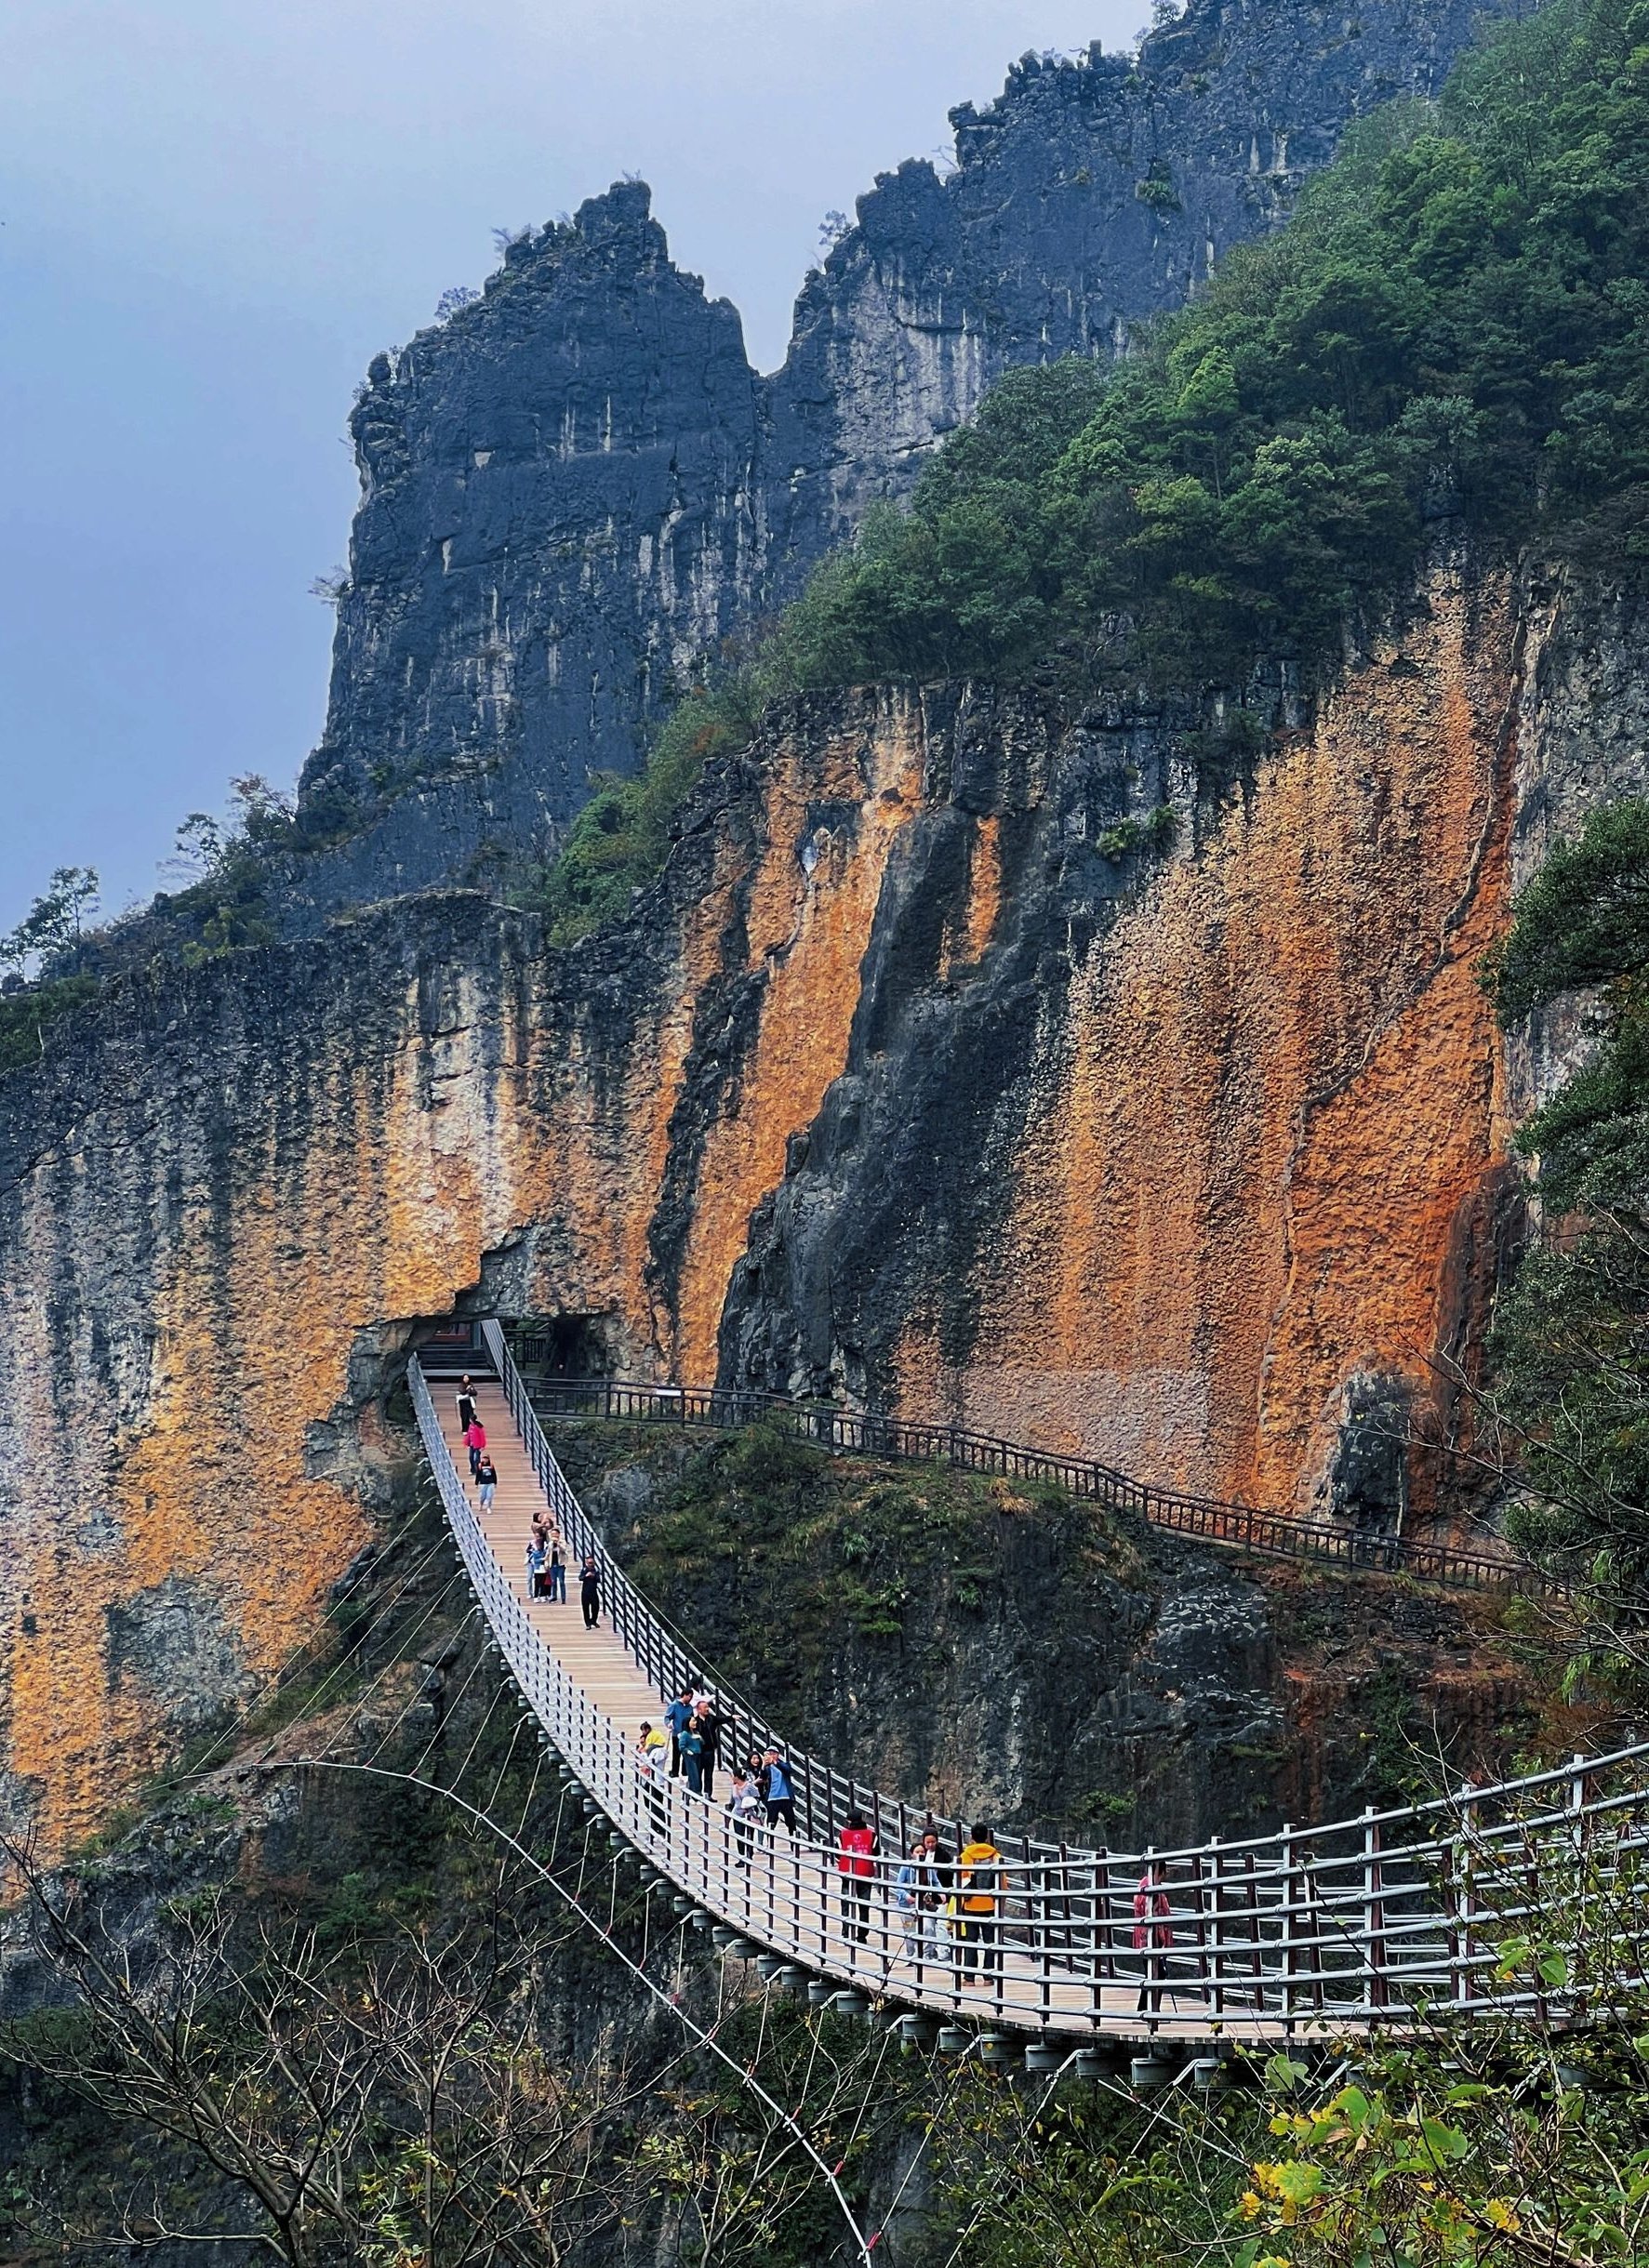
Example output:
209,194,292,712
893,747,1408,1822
409,1324,1644,2056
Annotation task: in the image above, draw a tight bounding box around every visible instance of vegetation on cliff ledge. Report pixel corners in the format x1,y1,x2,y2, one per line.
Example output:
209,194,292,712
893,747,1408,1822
545,0,1649,939
775,0,1649,691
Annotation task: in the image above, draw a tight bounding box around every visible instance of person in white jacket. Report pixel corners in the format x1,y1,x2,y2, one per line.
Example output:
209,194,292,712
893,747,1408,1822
725,1770,765,1869
895,1827,946,1964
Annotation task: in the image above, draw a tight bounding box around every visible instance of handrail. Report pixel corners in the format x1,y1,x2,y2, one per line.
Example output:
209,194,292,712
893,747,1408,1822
414,1340,1649,2040
519,1370,1560,1600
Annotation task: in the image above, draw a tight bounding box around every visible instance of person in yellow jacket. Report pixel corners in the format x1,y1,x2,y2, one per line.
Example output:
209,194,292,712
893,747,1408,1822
953,1823,1005,1982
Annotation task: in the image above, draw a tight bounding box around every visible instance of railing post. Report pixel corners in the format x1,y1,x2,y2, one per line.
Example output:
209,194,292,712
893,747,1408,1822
1363,1807,1388,2014
1280,1825,1297,2035
1456,1785,1478,2012
1570,1751,1591,1850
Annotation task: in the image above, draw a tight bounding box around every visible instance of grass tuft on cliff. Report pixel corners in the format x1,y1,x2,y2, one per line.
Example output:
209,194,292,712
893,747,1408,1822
0,974,100,1074
544,678,767,945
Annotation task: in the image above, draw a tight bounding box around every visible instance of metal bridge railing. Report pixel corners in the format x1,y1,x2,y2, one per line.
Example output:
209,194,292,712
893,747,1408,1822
413,1343,1647,2039
520,1369,1557,1600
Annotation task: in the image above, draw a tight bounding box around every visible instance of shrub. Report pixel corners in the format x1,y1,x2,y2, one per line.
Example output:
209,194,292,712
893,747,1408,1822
544,679,764,945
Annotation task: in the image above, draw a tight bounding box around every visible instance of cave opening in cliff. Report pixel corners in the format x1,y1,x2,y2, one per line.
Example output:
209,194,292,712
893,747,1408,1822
512,1312,615,1381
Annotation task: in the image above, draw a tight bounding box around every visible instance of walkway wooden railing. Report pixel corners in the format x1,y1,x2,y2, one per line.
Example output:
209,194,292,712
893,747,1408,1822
520,1368,1555,1599
409,1333,1644,2041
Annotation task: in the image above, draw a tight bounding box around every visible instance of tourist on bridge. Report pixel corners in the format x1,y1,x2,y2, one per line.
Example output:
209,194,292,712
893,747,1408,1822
464,1414,486,1478
547,1534,566,1602
1132,1864,1175,2017
635,1720,668,1832
837,1811,878,1946
456,1375,477,1432
663,1686,696,1778
579,1554,601,1629
692,1696,722,1799
476,1452,498,1514
954,1824,1005,1983
525,1535,547,1598
727,1770,764,1868
677,1714,705,1796
761,1747,797,1835
896,1827,947,1965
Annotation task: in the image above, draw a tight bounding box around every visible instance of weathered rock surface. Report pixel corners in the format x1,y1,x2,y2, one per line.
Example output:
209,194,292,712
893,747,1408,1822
0,546,1623,1850
285,0,1505,926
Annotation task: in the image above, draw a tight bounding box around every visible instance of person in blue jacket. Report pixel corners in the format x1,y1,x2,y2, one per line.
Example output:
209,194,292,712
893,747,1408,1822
677,1717,705,1796
663,1686,696,1779
762,1746,797,1834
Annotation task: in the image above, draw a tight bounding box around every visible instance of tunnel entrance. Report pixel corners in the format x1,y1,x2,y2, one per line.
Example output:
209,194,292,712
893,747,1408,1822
512,1312,615,1382
414,1317,488,1374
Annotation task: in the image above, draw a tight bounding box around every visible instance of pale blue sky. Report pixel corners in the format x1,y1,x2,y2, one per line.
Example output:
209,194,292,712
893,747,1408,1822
0,0,1143,934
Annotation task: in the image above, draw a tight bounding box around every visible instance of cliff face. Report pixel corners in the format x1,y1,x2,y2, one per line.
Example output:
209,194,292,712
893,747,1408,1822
0,548,1631,1850
285,0,1503,927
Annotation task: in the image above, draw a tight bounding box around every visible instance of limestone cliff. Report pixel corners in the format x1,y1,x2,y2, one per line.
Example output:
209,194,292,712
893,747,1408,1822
0,547,1634,1850
285,0,1503,926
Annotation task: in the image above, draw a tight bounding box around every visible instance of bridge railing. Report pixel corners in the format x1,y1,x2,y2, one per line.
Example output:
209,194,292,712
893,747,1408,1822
415,1347,1649,2037
520,1370,1555,1599
481,1323,982,1863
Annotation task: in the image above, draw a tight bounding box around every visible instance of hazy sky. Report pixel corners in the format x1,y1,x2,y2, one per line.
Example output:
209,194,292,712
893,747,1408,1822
0,0,1146,934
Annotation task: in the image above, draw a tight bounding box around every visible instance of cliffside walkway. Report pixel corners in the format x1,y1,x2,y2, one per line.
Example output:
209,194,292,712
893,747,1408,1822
410,1327,1646,2047
521,1371,1554,1600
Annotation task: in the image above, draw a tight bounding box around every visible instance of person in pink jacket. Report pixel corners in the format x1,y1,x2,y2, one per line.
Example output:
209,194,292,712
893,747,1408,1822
1133,1865,1174,2014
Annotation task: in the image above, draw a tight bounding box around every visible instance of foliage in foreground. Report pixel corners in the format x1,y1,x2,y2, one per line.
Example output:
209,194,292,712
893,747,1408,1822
18,1811,1649,2267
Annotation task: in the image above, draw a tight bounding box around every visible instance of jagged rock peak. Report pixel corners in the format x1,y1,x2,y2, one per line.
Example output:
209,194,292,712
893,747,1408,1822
284,0,1509,934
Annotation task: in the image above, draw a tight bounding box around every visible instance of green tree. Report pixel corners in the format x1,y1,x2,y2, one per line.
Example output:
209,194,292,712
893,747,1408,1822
1482,798,1649,1682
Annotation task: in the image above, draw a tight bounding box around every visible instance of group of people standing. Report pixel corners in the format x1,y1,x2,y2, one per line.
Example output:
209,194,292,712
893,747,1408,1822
874,1820,1009,1976
456,1377,601,1627
626,1708,1011,1982
632,1699,803,1837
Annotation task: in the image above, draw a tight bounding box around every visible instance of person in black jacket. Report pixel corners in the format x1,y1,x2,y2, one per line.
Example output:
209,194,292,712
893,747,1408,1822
578,1555,601,1630
691,1699,724,1798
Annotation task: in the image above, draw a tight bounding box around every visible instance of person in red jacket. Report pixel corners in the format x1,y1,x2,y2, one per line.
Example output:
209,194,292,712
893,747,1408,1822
464,1416,486,1478
837,1810,878,1947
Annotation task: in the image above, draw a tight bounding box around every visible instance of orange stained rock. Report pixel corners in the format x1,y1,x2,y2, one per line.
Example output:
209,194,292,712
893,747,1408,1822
964,815,1004,969
5,956,562,1850
901,567,1521,1514
669,704,925,1379
937,814,1004,986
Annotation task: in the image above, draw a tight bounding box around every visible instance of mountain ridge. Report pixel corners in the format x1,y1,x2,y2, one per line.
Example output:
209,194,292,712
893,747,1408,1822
279,0,1507,933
